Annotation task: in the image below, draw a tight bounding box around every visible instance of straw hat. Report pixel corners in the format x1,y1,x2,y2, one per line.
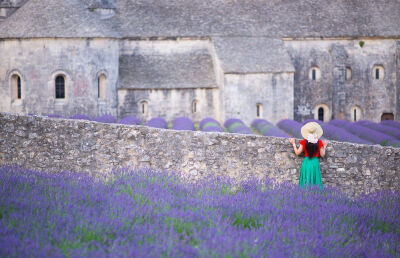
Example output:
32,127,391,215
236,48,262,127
301,122,323,143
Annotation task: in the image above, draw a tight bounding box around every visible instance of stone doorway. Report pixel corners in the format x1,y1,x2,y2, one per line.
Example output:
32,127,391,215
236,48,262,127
381,113,394,121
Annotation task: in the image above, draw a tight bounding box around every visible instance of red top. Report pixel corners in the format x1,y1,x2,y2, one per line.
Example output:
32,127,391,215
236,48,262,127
300,139,323,157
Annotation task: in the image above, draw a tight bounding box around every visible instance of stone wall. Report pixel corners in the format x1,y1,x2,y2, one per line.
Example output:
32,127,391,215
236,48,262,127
1,112,399,198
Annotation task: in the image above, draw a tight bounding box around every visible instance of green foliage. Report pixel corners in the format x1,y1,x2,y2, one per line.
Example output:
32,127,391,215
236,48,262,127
359,41,365,48
232,213,264,230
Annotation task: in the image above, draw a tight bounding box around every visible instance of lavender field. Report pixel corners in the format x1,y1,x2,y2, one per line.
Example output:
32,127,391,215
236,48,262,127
1,166,399,257
41,113,400,147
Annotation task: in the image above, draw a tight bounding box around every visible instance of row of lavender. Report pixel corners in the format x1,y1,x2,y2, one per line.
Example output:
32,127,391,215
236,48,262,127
44,114,288,137
44,114,400,147
1,165,399,257
277,119,400,147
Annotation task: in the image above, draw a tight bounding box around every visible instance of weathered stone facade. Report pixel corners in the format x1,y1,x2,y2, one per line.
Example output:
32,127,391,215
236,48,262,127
0,38,119,117
0,0,399,124
284,39,399,123
1,113,399,199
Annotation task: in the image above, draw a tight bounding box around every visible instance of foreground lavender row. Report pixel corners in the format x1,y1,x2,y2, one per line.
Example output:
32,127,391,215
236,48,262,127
0,166,399,257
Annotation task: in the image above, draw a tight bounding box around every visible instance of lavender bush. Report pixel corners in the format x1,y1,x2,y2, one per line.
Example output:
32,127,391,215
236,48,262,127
381,120,400,130
330,120,396,146
46,114,62,118
200,118,223,132
92,114,117,124
276,119,303,138
69,114,91,121
251,119,289,138
172,117,195,131
357,120,400,140
0,165,399,257
146,117,168,129
302,119,371,145
119,116,142,125
224,118,252,135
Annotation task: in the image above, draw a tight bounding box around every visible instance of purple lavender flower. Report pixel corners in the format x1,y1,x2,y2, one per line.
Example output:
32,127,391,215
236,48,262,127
276,119,303,138
69,114,91,120
251,119,289,138
321,122,371,144
381,120,400,130
329,120,396,145
224,118,244,129
200,118,223,132
224,118,253,135
119,116,142,125
202,126,224,132
356,120,400,139
92,114,116,123
172,117,195,131
46,114,62,118
146,117,168,129
1,165,399,257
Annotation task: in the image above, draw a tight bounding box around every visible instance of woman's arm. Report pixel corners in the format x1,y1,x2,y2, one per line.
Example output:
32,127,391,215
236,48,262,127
289,138,303,156
320,140,328,157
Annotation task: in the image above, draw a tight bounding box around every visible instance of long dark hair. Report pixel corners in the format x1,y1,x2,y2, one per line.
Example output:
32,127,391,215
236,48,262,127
305,140,319,157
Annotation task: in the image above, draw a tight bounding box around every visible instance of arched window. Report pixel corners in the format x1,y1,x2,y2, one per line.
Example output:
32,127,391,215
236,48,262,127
345,67,352,81
309,66,321,82
11,74,22,100
98,74,107,100
373,65,384,80
350,106,362,122
313,104,330,122
256,103,262,118
140,100,148,115
318,107,324,121
192,100,198,113
55,75,65,99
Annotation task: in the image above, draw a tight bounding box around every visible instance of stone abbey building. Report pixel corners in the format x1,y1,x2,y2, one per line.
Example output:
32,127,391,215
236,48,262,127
0,0,399,124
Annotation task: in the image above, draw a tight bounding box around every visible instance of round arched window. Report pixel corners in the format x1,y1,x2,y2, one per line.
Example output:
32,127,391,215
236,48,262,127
373,65,384,80
351,106,362,122
98,74,107,100
313,104,330,122
309,66,321,82
11,74,22,100
55,75,65,99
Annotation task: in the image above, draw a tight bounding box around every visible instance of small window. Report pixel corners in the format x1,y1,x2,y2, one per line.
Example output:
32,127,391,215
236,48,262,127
140,100,148,115
98,74,107,100
192,100,198,113
309,66,321,82
345,67,352,81
17,77,21,99
256,103,262,118
318,107,324,121
11,74,22,100
55,75,65,99
351,106,362,121
373,65,384,80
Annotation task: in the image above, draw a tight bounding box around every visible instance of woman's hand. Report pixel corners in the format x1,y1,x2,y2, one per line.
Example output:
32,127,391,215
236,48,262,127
289,138,295,145
323,140,329,147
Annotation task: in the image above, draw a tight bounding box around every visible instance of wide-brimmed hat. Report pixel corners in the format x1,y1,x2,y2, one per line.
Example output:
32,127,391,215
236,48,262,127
301,122,323,143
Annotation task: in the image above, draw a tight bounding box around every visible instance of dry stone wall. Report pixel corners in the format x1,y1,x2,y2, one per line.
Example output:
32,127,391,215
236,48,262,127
0,112,399,198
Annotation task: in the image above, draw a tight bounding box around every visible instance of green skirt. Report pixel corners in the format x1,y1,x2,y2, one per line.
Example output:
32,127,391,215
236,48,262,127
299,157,323,191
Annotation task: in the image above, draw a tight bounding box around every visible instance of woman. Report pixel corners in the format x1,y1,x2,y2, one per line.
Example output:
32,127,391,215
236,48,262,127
289,122,328,191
